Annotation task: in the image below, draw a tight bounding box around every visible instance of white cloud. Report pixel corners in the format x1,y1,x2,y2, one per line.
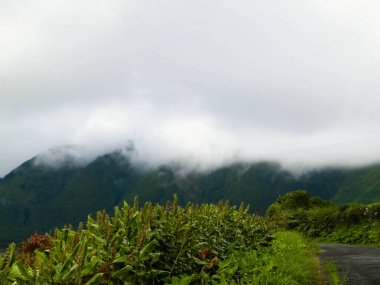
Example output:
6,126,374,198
1,0,380,176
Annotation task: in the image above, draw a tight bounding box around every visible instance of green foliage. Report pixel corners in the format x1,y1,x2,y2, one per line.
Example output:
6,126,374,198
0,243,16,283
0,160,301,246
0,200,267,284
0,198,322,284
194,231,316,285
2,152,380,247
261,231,316,284
268,191,380,245
331,164,380,204
277,190,311,209
267,190,311,216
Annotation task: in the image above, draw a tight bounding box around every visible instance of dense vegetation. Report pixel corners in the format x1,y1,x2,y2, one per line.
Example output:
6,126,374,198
0,197,318,284
1,189,379,284
2,149,380,246
267,190,380,245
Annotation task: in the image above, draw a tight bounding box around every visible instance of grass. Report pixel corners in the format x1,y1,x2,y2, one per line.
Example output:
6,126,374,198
266,231,317,284
214,231,319,284
324,261,343,285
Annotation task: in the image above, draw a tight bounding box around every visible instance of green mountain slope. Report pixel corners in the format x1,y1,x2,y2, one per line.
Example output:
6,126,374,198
331,164,380,204
1,149,380,246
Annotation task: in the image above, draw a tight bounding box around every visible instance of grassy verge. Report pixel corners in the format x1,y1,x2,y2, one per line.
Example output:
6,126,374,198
215,231,319,284
324,261,343,285
267,231,319,284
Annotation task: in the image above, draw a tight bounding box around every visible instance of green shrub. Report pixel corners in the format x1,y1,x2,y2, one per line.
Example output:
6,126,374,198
268,190,380,245
270,190,311,212
1,199,276,284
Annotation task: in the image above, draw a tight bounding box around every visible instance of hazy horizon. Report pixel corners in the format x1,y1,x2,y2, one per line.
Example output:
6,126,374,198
2,0,380,176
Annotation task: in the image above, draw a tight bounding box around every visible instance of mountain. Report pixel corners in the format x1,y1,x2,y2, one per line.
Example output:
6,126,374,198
1,148,380,246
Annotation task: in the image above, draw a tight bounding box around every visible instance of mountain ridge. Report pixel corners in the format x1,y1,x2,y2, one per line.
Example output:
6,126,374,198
1,149,380,246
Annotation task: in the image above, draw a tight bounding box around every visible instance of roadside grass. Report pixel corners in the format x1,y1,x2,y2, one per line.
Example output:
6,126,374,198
306,241,325,285
245,231,318,285
305,239,345,285
324,261,343,285
197,231,322,284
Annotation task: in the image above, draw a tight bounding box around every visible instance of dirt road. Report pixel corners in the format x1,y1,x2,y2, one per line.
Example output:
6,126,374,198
319,243,380,285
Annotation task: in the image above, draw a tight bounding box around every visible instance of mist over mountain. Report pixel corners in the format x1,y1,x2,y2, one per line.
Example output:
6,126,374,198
1,147,380,247
2,0,380,252
2,1,380,177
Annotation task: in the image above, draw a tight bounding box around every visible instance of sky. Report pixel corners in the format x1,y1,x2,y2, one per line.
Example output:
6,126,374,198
1,0,380,176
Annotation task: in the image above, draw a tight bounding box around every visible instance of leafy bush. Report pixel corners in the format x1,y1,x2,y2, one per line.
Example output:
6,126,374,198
0,196,325,284
267,190,311,214
268,190,380,245
0,197,277,284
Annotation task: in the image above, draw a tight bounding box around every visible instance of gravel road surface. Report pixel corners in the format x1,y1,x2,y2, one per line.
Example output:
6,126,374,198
319,243,380,285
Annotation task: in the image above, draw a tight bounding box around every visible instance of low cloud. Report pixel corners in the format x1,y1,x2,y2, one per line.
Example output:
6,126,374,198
1,0,380,176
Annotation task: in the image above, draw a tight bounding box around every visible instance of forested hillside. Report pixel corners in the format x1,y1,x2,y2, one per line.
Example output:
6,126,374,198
1,150,380,246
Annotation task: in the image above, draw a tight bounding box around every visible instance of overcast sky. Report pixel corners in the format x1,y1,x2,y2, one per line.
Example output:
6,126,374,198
1,0,380,176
